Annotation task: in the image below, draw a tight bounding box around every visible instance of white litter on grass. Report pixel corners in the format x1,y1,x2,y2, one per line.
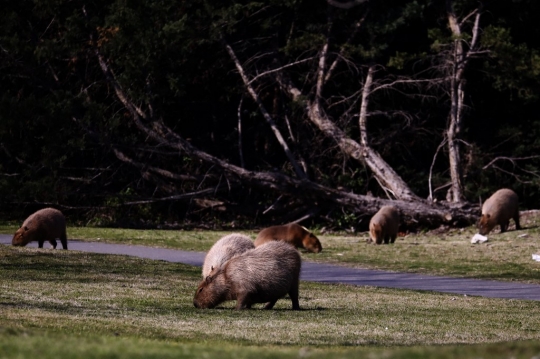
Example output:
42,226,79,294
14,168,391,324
532,254,540,262
471,233,488,244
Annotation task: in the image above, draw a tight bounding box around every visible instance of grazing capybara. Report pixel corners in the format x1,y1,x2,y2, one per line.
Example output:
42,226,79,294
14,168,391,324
12,208,68,249
202,233,255,277
369,205,400,245
477,188,521,235
254,223,322,253
193,241,301,310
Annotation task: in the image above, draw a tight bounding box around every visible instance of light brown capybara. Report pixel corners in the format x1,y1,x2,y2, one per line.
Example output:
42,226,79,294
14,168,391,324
193,241,301,310
254,223,322,253
12,208,68,249
368,205,400,245
477,188,521,235
202,233,255,277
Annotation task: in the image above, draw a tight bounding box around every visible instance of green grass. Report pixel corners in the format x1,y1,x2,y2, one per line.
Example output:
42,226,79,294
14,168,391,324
4,213,539,284
1,245,540,358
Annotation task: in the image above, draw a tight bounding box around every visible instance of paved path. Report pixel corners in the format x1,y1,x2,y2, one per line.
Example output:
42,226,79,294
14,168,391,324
2,234,539,301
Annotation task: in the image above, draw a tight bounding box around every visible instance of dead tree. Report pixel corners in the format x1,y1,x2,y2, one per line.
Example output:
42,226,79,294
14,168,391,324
444,0,484,202
93,41,479,229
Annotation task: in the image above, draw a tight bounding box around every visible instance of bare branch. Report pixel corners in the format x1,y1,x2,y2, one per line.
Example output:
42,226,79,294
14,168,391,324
248,57,314,85
112,148,201,182
327,0,369,9
469,7,483,54
490,165,535,184
223,40,307,179
428,138,448,201
316,42,330,99
324,10,368,83
122,188,226,206
358,65,374,147
482,156,540,170
237,96,245,168
459,8,479,28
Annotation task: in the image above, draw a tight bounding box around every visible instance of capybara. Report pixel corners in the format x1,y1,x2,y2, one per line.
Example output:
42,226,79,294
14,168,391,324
193,241,301,310
12,208,68,249
254,223,322,253
369,205,400,245
477,188,521,235
202,233,255,277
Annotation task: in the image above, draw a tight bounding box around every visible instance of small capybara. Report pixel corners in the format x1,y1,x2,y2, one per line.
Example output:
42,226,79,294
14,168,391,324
254,223,322,253
202,233,255,277
477,188,521,235
12,208,68,249
193,241,301,310
369,205,400,245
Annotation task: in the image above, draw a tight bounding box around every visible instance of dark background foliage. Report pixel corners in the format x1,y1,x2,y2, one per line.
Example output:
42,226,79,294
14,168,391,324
1,0,539,229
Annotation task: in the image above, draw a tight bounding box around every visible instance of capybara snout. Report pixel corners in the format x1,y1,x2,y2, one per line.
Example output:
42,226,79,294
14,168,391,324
304,231,322,253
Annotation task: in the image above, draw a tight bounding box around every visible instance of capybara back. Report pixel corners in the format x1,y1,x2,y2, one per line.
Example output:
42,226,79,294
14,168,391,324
369,205,400,245
254,223,322,253
12,208,67,249
478,188,521,235
194,241,301,310
202,233,254,277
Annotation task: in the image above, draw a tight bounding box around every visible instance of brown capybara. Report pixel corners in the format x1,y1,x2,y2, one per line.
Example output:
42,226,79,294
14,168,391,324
254,223,322,253
12,208,68,249
193,241,301,310
477,188,521,235
369,205,400,245
202,233,255,277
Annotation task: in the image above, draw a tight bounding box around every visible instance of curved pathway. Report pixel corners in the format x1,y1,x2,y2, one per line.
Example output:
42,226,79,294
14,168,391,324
1,234,539,301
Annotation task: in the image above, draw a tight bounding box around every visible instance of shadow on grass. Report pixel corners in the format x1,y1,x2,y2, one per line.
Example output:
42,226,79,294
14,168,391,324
1,247,200,284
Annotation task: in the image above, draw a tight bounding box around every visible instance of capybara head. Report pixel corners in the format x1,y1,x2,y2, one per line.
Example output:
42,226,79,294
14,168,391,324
301,227,322,253
193,271,229,309
477,214,494,236
12,226,30,247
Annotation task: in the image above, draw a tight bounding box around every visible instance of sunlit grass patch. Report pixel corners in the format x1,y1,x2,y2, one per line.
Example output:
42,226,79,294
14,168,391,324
2,245,540,348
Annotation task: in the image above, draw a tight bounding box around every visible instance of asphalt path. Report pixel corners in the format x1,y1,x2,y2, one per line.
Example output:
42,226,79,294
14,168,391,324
2,234,540,301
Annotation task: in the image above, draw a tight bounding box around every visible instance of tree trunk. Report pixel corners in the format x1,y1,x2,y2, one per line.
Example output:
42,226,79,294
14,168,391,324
358,65,419,200
444,0,482,202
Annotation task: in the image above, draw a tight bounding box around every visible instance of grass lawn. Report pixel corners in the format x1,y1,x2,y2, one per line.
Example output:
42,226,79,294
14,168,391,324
1,242,540,358
3,211,539,283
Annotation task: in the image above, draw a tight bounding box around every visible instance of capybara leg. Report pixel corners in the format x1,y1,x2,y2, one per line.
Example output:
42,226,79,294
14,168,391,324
235,294,252,310
390,235,397,244
514,214,522,230
500,221,509,233
38,240,44,248
60,233,68,250
263,300,277,310
289,289,300,310
383,236,390,244
49,239,57,249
